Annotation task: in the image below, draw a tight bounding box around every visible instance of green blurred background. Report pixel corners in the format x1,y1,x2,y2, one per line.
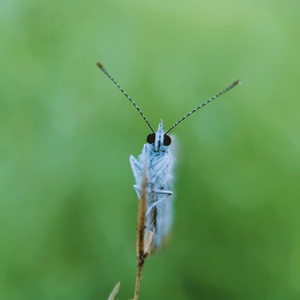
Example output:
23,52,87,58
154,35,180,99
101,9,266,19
1,0,300,299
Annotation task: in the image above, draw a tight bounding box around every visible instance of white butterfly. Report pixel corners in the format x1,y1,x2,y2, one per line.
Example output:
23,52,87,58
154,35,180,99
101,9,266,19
97,62,240,248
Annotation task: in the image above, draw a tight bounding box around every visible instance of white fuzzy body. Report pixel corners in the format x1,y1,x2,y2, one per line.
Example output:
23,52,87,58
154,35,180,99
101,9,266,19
130,120,174,248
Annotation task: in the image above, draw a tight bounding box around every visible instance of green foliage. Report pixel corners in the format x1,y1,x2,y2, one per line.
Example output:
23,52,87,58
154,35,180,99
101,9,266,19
1,0,300,299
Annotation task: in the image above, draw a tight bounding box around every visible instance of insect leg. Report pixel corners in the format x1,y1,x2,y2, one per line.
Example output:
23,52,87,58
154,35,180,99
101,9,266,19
145,193,172,217
129,155,142,183
133,184,141,198
154,190,173,195
133,186,172,198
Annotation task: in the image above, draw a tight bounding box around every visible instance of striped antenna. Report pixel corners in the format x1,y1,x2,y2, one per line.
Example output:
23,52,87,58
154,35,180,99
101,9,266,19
165,80,241,134
97,63,155,133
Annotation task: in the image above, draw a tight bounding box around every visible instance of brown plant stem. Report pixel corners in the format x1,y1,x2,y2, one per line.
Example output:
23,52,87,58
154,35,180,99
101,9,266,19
133,170,152,300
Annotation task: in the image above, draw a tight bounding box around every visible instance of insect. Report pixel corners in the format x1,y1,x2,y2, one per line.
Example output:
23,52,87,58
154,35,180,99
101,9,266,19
97,62,241,248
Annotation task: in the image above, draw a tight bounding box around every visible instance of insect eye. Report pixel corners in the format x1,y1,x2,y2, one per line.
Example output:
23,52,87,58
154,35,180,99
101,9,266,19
147,133,156,144
163,134,172,146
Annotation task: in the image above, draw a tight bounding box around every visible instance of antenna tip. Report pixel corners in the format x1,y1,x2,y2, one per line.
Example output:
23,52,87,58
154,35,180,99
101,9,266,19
96,62,103,69
234,80,242,85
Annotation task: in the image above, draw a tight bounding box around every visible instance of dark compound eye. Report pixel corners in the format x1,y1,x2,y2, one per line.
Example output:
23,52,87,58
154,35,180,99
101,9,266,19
147,133,156,144
163,134,172,146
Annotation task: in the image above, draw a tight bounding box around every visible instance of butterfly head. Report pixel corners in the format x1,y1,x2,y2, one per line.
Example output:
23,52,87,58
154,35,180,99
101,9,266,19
146,120,172,152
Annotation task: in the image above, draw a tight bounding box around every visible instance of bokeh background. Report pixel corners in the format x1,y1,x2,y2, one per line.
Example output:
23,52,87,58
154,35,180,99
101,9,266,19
1,0,300,299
